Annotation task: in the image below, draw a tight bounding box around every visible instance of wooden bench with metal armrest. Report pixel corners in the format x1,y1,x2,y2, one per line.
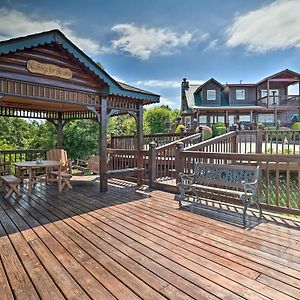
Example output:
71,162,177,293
0,162,21,199
176,163,261,227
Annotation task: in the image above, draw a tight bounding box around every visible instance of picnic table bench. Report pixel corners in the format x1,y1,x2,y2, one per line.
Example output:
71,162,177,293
176,163,261,227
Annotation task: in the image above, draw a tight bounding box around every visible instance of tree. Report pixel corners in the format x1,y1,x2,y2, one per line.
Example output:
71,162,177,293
0,117,33,148
28,121,56,150
62,120,99,159
144,106,171,134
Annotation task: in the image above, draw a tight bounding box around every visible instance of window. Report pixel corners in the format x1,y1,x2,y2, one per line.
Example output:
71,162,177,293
257,114,274,123
207,90,216,101
198,115,207,124
236,89,245,100
217,116,225,123
185,116,191,126
228,116,235,125
239,115,251,122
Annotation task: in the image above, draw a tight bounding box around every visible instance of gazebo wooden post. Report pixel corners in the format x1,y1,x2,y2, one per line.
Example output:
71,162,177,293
57,112,63,149
99,98,108,192
136,104,144,185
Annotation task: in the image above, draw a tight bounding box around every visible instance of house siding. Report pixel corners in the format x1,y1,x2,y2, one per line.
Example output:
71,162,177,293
228,86,257,105
199,82,223,105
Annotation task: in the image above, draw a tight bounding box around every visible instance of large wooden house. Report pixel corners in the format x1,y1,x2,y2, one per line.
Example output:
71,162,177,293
181,69,300,129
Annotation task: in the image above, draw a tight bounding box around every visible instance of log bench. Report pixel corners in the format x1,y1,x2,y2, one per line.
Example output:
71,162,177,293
176,163,261,227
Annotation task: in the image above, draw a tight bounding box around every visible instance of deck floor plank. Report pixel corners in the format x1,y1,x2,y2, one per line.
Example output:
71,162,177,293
28,186,214,300
0,179,300,299
0,205,66,300
38,182,300,298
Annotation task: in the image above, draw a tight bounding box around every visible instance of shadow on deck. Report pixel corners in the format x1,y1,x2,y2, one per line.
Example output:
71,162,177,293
0,177,300,299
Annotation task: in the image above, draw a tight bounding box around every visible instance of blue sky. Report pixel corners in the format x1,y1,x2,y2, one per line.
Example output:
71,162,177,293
1,0,300,107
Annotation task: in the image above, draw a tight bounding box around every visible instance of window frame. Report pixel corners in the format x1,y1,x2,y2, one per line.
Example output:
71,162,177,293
236,89,246,100
206,89,216,101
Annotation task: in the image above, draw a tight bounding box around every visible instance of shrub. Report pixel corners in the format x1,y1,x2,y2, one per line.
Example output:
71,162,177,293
197,125,213,140
175,124,185,133
291,122,300,131
212,122,226,137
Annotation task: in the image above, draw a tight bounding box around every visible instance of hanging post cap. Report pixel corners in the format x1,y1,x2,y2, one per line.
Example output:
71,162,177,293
176,142,184,149
149,141,157,148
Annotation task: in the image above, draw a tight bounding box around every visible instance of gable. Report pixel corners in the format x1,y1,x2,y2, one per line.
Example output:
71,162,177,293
0,43,107,93
0,30,159,103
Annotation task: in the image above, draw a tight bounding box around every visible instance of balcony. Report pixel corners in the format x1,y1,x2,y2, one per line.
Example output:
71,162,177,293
258,95,300,108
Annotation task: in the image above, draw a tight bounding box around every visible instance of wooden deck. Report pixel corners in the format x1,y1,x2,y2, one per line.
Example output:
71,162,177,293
1,178,300,300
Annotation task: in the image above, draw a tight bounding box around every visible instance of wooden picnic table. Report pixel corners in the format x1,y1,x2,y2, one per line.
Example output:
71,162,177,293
15,160,61,196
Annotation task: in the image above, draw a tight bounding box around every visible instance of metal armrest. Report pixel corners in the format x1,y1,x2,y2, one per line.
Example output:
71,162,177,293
242,179,258,196
179,172,195,185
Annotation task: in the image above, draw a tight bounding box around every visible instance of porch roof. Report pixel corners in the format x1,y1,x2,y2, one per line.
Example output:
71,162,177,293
257,69,300,86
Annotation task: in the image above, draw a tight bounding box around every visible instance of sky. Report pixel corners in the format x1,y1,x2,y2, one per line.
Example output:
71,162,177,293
1,0,300,108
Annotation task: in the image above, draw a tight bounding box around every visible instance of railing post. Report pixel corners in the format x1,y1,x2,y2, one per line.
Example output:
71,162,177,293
231,129,238,153
201,126,205,142
175,142,184,184
256,129,263,154
148,142,157,188
110,134,114,149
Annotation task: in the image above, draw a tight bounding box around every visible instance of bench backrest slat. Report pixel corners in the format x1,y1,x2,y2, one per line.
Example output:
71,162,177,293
194,163,259,190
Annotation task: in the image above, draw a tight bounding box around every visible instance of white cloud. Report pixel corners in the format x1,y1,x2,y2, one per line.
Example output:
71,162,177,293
135,79,204,89
149,96,180,108
203,39,219,52
226,0,300,52
0,8,104,56
111,23,196,60
135,80,181,89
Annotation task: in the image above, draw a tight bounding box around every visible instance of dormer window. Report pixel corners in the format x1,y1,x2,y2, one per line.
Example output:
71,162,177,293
236,89,245,100
207,90,216,100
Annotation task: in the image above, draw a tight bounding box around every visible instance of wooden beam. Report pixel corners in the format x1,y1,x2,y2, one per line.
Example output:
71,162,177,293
99,98,108,192
267,79,270,108
269,78,299,82
57,112,63,149
136,105,144,185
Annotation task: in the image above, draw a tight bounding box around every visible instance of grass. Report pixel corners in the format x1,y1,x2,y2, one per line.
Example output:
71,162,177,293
260,172,299,209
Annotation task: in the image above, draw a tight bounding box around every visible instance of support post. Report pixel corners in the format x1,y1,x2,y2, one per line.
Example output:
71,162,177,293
136,105,144,185
231,127,238,153
225,110,229,128
148,142,157,188
57,112,63,149
99,98,108,192
175,142,184,184
201,126,205,142
256,129,263,154
267,79,270,108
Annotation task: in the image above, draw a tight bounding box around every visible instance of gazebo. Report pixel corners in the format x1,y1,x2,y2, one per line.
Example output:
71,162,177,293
0,29,159,191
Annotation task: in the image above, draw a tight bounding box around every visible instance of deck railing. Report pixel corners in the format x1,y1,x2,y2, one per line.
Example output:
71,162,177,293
0,149,48,174
257,94,300,107
147,132,203,184
184,129,300,155
175,149,300,214
110,132,191,150
107,149,148,171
